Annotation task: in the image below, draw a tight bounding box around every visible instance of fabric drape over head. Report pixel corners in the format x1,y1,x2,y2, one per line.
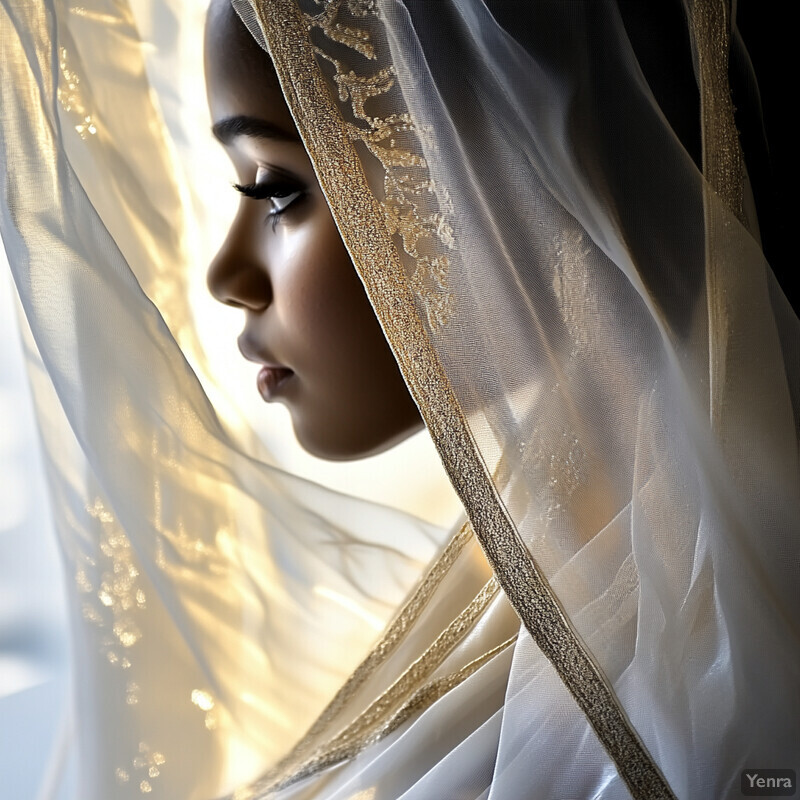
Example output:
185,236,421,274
1,0,798,799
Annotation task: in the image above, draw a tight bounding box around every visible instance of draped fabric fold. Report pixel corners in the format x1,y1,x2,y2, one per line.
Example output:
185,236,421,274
1,2,444,797
234,0,800,797
1,0,798,799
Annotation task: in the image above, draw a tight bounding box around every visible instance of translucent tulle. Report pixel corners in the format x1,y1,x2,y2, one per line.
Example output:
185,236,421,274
1,2,446,797
1,0,798,799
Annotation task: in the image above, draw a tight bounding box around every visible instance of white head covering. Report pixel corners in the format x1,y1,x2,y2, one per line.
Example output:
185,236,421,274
1,0,798,798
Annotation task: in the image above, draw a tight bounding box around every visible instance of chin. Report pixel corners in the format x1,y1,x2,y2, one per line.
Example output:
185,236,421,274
293,417,425,462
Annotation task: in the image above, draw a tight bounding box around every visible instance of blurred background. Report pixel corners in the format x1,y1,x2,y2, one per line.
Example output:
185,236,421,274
0,260,75,800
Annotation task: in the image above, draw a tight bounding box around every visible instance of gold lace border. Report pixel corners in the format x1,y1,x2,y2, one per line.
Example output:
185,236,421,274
257,635,518,797
253,523,475,789
252,572,504,795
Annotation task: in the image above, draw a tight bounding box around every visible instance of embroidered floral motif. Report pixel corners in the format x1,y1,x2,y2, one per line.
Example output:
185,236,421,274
304,0,455,329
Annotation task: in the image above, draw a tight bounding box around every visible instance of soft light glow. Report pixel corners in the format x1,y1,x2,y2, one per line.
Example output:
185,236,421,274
191,689,215,712
313,586,385,631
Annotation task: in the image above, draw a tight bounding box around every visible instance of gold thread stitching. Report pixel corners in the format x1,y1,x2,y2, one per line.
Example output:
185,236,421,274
275,522,473,760
255,636,517,797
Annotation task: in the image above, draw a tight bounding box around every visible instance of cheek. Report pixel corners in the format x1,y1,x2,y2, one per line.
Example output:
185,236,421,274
277,215,379,363
268,210,422,458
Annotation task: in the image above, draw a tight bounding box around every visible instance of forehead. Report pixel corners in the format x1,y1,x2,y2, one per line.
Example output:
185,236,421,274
204,0,296,135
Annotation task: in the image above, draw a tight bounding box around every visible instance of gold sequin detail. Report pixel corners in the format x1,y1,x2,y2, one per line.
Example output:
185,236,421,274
77,499,146,662
57,46,97,138
126,681,141,706
112,742,167,795
192,688,220,730
75,500,170,792
551,229,596,356
191,688,215,711
250,1,677,797
528,424,587,525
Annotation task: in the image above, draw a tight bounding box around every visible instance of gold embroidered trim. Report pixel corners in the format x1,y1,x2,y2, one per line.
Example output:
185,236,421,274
322,577,499,740
250,1,677,798
278,522,473,759
686,0,746,423
252,576,502,795
304,0,455,330
254,636,517,798
687,0,744,224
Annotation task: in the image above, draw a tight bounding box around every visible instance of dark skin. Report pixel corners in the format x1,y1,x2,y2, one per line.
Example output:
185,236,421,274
204,0,423,460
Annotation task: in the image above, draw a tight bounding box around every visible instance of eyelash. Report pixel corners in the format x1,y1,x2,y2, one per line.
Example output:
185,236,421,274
234,180,305,230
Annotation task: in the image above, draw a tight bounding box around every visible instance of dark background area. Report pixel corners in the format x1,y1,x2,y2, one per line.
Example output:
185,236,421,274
735,1,797,310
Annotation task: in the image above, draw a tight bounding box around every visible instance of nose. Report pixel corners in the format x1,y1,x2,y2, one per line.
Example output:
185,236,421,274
207,203,272,311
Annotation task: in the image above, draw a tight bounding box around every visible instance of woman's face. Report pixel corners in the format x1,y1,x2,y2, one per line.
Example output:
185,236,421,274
204,1,422,459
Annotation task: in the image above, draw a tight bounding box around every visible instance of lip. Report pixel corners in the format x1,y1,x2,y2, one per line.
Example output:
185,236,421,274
256,365,294,401
238,335,294,401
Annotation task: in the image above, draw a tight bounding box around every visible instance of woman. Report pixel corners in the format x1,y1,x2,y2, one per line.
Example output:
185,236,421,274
1,0,798,798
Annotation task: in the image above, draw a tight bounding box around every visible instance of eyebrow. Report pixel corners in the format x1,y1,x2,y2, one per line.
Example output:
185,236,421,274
211,115,298,145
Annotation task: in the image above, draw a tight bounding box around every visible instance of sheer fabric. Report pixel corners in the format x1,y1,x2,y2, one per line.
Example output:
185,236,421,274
231,1,800,797
1,2,444,797
1,1,799,800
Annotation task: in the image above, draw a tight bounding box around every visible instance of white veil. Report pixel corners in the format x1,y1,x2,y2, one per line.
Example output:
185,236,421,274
1,1,448,797
232,0,800,796
2,0,799,799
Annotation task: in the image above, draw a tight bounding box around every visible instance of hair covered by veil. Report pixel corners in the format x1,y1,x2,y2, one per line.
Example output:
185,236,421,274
1,0,799,799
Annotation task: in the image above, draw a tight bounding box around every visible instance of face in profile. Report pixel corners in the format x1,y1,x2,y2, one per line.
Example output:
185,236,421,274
204,0,423,460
